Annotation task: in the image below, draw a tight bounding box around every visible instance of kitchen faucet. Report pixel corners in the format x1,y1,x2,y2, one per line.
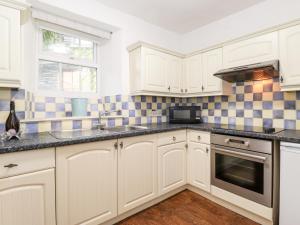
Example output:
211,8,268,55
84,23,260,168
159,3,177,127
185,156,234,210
93,103,121,130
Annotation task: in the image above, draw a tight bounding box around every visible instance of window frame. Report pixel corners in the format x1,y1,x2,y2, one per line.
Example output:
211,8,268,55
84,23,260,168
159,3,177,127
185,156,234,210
36,24,101,96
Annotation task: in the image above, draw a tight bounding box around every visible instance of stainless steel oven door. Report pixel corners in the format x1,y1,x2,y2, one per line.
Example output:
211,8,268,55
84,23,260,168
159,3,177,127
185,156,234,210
211,144,272,207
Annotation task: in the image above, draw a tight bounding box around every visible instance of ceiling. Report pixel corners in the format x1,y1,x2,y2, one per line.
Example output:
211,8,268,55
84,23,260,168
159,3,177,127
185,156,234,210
96,0,265,33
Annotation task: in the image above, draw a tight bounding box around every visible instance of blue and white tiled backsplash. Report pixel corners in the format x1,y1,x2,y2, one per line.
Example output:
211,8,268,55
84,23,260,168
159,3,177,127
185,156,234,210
1,77,300,133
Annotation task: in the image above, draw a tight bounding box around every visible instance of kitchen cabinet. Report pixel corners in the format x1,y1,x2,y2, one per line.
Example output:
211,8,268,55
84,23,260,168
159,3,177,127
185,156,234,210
0,4,21,88
279,24,300,91
280,142,300,225
223,32,278,69
0,149,55,225
184,54,203,94
202,48,231,94
0,169,56,225
158,142,187,195
56,140,117,225
167,55,183,94
118,134,158,214
129,44,183,95
187,131,211,192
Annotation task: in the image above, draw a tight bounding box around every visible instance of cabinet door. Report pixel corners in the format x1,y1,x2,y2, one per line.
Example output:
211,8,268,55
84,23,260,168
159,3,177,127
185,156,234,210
167,55,183,94
0,169,56,225
280,143,300,225
56,140,117,225
223,32,278,69
279,24,300,89
202,48,223,93
143,47,168,92
187,142,211,192
118,135,157,214
0,5,20,87
158,142,186,195
185,54,203,94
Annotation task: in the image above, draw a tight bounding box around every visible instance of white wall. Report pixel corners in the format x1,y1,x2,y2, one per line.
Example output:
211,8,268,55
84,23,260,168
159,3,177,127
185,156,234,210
182,0,300,53
25,0,182,96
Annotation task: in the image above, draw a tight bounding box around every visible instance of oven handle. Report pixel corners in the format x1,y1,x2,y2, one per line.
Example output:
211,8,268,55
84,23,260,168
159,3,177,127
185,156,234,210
212,147,267,163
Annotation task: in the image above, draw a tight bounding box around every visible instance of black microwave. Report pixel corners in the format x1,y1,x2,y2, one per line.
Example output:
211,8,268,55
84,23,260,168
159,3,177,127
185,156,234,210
169,106,202,124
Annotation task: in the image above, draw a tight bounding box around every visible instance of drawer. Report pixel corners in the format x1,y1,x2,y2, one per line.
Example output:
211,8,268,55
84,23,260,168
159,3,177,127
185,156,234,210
0,148,55,179
158,130,186,146
188,130,210,144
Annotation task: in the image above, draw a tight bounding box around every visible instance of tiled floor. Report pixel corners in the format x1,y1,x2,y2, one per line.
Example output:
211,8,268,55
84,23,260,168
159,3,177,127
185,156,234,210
117,190,259,225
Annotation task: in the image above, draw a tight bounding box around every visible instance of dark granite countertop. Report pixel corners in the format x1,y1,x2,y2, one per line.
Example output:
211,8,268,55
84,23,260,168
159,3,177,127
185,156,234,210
1,123,300,154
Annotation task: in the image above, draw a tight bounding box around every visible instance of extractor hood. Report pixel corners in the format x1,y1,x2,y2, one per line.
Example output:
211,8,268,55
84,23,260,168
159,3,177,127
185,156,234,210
214,60,279,82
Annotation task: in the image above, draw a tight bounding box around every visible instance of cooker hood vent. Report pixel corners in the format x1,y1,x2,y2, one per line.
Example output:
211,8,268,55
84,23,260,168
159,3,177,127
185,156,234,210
214,60,279,83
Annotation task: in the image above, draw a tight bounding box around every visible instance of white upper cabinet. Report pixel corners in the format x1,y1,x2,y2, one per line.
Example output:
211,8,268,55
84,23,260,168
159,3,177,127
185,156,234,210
118,135,158,214
184,54,203,94
223,32,278,69
0,4,21,88
56,141,118,225
279,24,300,91
129,45,183,95
143,47,168,92
167,55,183,94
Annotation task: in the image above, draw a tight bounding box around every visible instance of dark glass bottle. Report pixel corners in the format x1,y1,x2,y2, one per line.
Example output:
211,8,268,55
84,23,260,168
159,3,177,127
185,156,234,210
5,101,20,133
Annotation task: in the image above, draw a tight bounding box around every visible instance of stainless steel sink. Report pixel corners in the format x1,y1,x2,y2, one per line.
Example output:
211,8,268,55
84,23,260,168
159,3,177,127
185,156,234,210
49,129,113,140
103,125,149,132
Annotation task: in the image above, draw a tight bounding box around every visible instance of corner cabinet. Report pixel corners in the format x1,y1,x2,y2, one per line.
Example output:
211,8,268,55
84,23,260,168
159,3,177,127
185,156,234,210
56,140,118,225
223,32,278,69
279,24,300,91
0,3,22,88
118,134,158,214
129,44,183,96
184,48,231,96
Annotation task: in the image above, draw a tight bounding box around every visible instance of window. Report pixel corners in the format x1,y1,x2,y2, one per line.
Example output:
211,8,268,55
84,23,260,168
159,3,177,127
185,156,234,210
38,28,98,93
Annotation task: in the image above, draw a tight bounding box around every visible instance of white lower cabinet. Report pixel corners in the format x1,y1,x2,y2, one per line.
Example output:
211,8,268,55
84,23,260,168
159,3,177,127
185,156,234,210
118,135,158,214
158,142,187,195
280,142,300,225
187,142,211,192
0,169,56,225
56,140,118,225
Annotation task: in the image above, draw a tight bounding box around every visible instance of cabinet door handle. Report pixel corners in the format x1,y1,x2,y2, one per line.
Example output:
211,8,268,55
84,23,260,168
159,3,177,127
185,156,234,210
173,136,176,142
197,136,201,141
201,86,204,91
185,89,188,93
119,142,123,149
206,147,209,153
181,89,184,93
114,142,118,150
280,76,284,83
4,163,18,168
168,86,171,91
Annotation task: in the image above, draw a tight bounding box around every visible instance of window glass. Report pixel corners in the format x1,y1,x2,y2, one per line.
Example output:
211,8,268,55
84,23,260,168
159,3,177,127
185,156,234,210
38,60,60,90
38,28,98,93
42,29,95,61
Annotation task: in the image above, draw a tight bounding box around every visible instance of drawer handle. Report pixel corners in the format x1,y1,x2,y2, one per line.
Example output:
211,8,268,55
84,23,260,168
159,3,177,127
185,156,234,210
4,163,18,168
198,136,201,141
173,136,176,141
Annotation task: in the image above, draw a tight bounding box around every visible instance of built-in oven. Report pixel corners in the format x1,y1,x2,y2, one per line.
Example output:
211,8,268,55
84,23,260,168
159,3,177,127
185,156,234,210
168,106,202,124
211,133,273,207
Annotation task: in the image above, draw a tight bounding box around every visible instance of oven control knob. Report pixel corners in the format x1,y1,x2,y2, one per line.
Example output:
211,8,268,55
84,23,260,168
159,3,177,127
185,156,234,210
244,141,250,147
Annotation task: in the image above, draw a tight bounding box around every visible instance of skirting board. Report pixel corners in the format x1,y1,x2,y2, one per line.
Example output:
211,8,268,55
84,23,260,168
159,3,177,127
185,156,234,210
101,185,274,225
